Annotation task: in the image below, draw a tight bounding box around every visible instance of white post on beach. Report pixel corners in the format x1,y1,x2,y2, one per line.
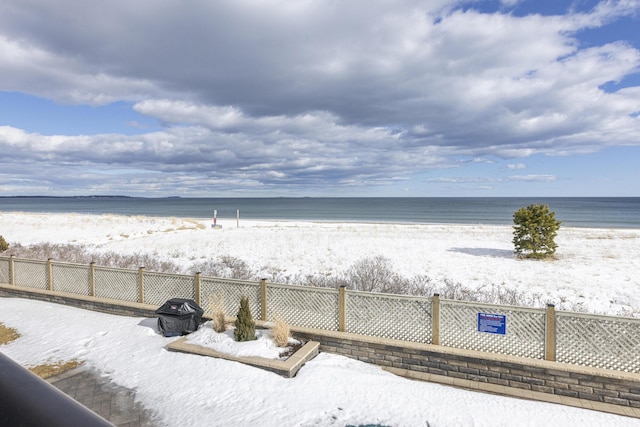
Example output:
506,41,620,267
236,209,240,228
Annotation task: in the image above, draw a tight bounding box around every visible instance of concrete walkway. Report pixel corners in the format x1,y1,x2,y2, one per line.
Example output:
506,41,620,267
47,366,159,427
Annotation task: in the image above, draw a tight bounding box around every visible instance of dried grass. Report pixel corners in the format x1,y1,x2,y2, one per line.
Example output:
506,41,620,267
29,359,83,379
270,316,291,348
0,322,20,345
208,294,227,333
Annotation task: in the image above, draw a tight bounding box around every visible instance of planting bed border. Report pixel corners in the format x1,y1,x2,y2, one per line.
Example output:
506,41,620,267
167,337,319,378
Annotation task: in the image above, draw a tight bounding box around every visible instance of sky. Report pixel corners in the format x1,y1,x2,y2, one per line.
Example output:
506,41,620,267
0,0,639,198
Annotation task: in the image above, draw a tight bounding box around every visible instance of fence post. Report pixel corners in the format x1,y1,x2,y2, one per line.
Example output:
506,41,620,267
432,293,440,345
194,272,201,306
260,278,267,321
9,255,15,286
545,303,556,362
89,262,96,297
47,258,53,291
138,267,145,304
339,286,346,332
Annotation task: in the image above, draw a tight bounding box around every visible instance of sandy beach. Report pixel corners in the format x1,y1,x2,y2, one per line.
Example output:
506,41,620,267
2,212,639,316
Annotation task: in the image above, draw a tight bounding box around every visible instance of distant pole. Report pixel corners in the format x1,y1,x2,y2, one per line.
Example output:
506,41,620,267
213,209,217,227
236,209,240,228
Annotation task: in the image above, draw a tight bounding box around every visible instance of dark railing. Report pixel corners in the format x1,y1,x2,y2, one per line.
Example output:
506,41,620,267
0,352,113,427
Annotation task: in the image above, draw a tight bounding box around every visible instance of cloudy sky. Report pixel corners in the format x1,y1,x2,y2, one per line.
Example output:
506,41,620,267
1,0,639,197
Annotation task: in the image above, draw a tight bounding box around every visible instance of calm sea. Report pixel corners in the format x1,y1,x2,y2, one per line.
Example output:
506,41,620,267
1,197,639,229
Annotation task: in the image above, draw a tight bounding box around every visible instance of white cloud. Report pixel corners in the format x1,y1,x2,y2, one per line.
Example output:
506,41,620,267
507,163,526,170
509,175,557,182
0,0,639,195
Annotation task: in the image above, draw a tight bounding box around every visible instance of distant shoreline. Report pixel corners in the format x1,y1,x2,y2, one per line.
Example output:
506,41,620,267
1,196,639,229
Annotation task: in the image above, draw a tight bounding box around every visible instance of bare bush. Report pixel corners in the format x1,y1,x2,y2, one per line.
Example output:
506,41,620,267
3,243,182,273
192,256,252,280
345,255,398,292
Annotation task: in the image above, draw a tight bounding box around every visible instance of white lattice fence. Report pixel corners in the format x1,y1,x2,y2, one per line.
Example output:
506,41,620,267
143,272,196,306
267,284,340,330
94,266,139,302
440,300,546,359
346,291,432,342
0,258,9,284
556,312,640,373
200,277,261,318
13,259,47,289
51,262,91,295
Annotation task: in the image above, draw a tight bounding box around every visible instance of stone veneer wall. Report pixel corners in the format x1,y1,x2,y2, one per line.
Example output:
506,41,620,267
0,284,157,318
3,284,640,418
291,327,640,417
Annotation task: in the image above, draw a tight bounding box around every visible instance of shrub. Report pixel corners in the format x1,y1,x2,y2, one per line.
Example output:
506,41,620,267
345,255,398,292
234,296,256,342
207,294,227,333
513,204,561,259
270,316,291,348
0,235,8,252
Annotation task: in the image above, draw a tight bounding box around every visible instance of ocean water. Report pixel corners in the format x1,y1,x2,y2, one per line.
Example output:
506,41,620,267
1,197,639,229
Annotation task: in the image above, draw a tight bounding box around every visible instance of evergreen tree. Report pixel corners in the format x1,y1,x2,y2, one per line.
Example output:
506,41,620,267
513,204,561,259
0,235,8,252
234,296,256,342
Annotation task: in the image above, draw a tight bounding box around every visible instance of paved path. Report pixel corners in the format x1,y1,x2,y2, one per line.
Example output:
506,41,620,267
48,366,159,427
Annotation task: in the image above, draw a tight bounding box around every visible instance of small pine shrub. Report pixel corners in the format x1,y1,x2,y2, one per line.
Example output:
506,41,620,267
270,316,291,348
234,296,256,342
513,204,561,259
0,235,8,252
208,294,227,333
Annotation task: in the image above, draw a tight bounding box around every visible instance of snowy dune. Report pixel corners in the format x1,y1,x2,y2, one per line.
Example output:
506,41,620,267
2,212,639,315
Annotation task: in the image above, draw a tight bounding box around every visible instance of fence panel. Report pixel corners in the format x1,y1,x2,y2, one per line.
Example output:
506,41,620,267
52,262,91,295
0,258,9,284
346,291,432,343
143,272,196,306
556,312,640,373
267,284,339,331
13,259,47,289
200,277,261,318
94,266,139,303
440,300,546,359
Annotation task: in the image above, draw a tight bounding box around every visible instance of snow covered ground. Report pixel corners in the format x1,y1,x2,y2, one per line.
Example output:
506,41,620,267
2,213,640,425
2,298,640,427
2,212,640,315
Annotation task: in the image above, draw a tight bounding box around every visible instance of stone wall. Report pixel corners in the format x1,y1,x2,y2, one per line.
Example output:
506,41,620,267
291,327,640,418
0,284,157,318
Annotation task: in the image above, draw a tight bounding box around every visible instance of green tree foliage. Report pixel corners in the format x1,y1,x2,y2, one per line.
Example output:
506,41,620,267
234,296,256,342
0,235,8,252
513,204,561,259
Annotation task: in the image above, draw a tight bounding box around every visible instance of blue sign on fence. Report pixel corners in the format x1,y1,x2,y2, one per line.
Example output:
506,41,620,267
477,312,506,335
